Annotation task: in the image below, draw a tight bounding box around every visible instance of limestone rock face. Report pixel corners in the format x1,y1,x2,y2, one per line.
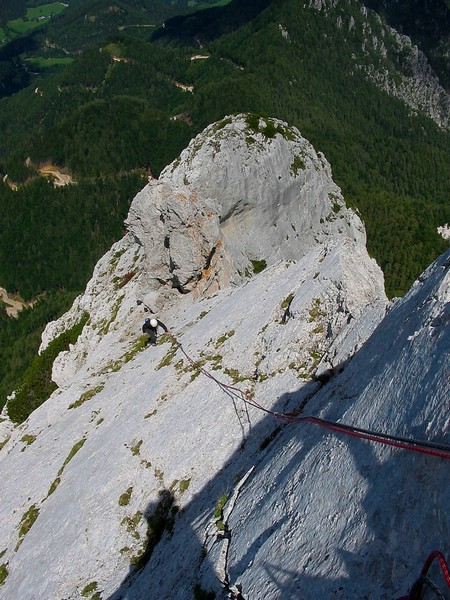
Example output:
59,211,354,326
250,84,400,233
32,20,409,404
39,114,369,383
1,114,415,600
162,115,366,282
125,182,223,296
210,250,450,600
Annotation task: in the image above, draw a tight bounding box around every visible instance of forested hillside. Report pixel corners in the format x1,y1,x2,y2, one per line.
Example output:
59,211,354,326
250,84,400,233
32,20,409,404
364,0,450,89
1,0,448,296
0,0,196,98
0,0,449,411
0,1,198,413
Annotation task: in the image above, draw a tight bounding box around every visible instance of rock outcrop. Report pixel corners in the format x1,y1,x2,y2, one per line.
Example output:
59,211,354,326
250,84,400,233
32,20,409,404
39,114,369,384
8,114,448,600
306,0,450,128
205,249,450,600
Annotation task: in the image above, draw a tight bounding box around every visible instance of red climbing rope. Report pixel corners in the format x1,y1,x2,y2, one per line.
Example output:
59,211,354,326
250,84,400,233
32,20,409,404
421,551,450,589
297,417,450,461
398,551,450,600
170,336,450,461
169,337,450,598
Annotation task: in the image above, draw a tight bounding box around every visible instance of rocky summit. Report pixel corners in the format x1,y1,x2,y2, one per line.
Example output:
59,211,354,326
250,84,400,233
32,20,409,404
0,115,448,600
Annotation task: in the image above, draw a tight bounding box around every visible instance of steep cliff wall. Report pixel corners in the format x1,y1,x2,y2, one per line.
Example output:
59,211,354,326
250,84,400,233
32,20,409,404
306,0,450,128
38,114,370,384
3,115,447,600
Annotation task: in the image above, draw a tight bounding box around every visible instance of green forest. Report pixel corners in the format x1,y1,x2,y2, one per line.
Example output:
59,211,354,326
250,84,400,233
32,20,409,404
0,174,144,297
0,0,449,412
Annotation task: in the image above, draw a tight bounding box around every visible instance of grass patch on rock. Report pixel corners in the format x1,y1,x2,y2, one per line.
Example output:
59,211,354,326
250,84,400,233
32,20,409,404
0,563,8,587
119,487,133,507
69,384,104,409
46,477,61,497
250,259,267,274
57,437,86,476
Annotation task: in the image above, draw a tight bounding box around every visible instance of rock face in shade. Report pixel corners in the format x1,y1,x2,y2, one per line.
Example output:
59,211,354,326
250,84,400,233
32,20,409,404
2,115,447,600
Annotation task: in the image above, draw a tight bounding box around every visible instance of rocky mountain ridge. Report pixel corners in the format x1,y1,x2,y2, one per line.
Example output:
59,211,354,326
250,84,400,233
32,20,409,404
39,115,369,382
0,115,448,600
306,0,450,128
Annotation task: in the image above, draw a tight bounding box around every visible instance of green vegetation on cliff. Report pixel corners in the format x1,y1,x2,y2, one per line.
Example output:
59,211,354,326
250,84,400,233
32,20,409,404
0,0,449,409
0,290,78,413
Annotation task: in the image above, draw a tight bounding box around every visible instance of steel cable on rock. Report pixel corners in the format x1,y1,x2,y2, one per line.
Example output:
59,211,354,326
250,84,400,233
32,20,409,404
409,576,446,600
422,552,450,588
398,551,450,600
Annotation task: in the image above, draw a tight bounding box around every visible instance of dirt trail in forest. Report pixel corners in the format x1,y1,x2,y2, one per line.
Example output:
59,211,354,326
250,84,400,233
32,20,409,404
39,164,74,187
0,288,31,317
